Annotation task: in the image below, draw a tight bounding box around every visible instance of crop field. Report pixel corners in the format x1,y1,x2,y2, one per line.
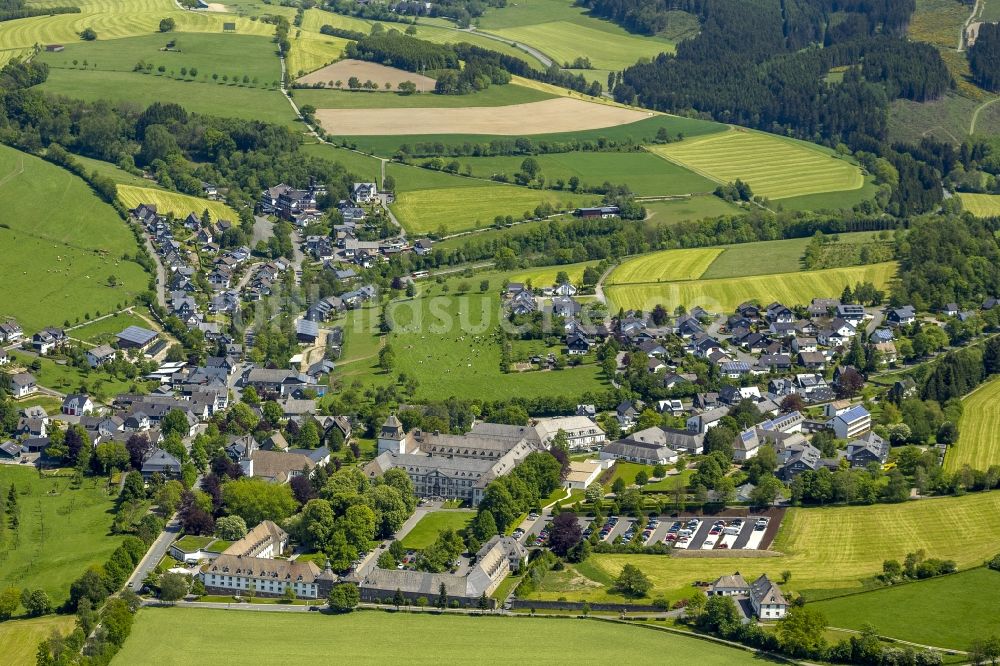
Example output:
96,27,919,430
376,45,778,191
608,248,722,284
1,615,76,666
297,59,436,90
391,185,594,235
458,151,716,197
0,467,121,606
508,260,602,287
0,145,147,332
649,129,865,200
293,82,553,109
117,184,237,221
532,492,1000,606
642,196,745,225
342,113,724,156
605,262,898,312
959,192,1000,217
315,97,652,136
400,510,476,549
478,0,678,72
286,31,350,79
114,607,775,664
812,567,1000,649
0,0,273,55
945,377,1000,472
35,32,281,86
39,68,296,127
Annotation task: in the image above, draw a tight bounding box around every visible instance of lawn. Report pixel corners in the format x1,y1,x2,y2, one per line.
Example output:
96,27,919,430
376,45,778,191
945,376,1000,472
607,248,723,284
507,260,602,288
959,193,1000,218
9,351,140,401
338,278,611,401
649,129,865,200
458,151,716,197
38,69,297,128
477,0,677,71
292,83,554,109
811,567,1000,649
400,510,476,549
642,196,746,225
569,493,1000,604
173,535,216,551
116,185,237,222
35,32,281,87
390,185,594,235
0,615,76,666
606,262,898,312
113,606,776,664
0,467,121,606
0,144,148,333
342,114,724,157
68,311,150,344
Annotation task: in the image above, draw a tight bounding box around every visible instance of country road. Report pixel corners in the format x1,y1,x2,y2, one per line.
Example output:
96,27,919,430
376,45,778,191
459,26,553,68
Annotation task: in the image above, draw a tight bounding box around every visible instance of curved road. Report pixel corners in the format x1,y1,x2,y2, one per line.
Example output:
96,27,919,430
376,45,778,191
459,26,553,68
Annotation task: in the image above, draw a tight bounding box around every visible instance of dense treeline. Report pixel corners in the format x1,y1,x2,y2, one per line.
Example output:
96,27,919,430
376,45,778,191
922,337,1000,402
599,0,949,214
895,215,1000,310
0,61,358,214
452,43,602,97
968,23,1000,92
345,31,459,72
325,0,505,27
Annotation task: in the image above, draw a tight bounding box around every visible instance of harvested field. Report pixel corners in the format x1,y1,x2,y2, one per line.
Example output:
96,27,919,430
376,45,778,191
315,97,651,136
297,58,436,90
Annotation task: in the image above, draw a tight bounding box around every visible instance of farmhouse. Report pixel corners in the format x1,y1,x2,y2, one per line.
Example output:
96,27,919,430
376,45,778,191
574,206,620,219
86,344,118,368
709,573,788,620
202,521,337,599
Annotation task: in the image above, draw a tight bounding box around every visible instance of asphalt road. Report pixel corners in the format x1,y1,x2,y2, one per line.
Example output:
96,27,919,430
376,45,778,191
128,518,181,592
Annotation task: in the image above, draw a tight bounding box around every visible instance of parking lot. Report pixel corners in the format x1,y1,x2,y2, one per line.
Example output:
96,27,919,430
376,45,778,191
515,511,782,552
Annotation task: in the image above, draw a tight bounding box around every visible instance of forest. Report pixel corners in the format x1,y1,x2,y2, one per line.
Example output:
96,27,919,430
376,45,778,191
968,24,1000,92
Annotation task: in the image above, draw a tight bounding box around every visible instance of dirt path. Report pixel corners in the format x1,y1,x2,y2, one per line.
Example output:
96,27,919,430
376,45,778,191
959,0,983,51
0,154,24,189
969,96,1000,135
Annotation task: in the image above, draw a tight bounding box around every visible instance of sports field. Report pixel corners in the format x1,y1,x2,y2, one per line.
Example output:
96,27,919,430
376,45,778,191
391,185,593,235
400,510,476,549
959,193,1000,217
605,262,898,312
316,97,652,136
478,0,678,72
811,567,1000,649
533,492,1000,605
459,151,716,197
297,59,436,90
649,129,865,200
1,615,76,666
117,185,237,221
607,248,722,284
0,467,121,606
0,144,148,332
39,68,296,127
113,607,775,664
36,32,281,86
945,376,1000,472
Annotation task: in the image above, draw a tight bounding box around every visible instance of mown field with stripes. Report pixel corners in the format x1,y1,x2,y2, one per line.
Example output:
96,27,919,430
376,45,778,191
946,376,1000,472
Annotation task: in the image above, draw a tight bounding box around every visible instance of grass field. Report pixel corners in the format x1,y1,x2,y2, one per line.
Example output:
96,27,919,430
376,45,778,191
812,567,1000,649
642,196,746,225
945,377,1000,472
391,185,594,235
508,260,601,287
341,113,724,157
776,178,879,212
0,467,120,606
299,143,383,183
458,151,716,197
113,606,776,664
117,184,237,221
606,262,898,312
649,129,865,200
607,248,722,284
293,83,554,109
0,144,148,333
336,276,610,401
400,510,476,549
959,193,1000,217
36,32,281,86
532,492,1000,606
286,31,350,79
0,615,76,666
697,238,810,279
477,0,678,72
39,69,296,128
9,350,139,400
68,310,150,344
70,154,155,187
